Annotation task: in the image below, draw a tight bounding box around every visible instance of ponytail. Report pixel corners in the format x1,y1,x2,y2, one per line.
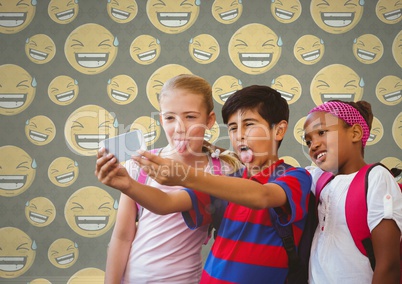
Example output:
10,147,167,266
202,142,243,174
353,101,373,131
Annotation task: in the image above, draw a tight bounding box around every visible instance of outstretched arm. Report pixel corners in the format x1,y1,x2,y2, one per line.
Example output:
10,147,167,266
133,151,289,209
95,148,192,214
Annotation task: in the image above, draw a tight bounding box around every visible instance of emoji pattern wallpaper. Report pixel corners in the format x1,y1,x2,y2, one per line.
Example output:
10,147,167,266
0,0,401,283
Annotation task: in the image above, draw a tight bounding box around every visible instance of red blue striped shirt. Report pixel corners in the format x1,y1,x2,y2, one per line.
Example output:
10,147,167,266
182,160,312,284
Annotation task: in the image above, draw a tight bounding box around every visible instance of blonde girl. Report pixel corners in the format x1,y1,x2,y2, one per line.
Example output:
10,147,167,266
96,74,240,284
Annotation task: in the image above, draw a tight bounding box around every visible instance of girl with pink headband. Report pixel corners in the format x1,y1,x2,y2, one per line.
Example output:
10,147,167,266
303,100,402,284
308,100,371,148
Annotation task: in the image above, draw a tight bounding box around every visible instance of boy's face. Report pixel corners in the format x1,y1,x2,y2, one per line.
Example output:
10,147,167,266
227,108,279,172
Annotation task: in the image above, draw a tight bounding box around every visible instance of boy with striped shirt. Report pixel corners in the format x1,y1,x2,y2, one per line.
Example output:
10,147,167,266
136,85,312,283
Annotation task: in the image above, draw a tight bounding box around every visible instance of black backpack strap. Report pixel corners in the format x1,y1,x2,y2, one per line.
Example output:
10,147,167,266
347,162,392,271
209,196,228,239
359,162,388,271
363,163,385,270
209,168,244,238
267,163,300,271
268,163,314,284
269,208,300,271
362,238,376,270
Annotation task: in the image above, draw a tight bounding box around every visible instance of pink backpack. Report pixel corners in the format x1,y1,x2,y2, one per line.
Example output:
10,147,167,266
316,163,402,282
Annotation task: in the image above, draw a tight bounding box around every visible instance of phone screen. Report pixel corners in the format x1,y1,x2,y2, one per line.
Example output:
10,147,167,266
99,130,146,162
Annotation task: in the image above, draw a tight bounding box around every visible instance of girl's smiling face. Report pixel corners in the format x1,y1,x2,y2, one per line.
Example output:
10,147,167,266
159,88,215,158
303,111,355,174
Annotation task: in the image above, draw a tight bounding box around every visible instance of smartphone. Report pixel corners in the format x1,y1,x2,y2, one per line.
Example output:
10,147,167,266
99,130,146,162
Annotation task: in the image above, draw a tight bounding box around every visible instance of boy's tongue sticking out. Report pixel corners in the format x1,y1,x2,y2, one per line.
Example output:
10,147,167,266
239,146,253,163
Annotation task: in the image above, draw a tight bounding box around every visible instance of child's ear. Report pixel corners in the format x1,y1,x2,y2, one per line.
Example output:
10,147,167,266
207,111,216,129
351,123,364,143
159,113,163,127
275,120,288,140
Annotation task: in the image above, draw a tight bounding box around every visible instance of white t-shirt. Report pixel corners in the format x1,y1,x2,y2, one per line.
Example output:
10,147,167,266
121,156,225,284
307,165,402,284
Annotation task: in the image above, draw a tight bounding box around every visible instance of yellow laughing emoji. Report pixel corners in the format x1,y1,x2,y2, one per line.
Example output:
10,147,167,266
280,156,301,167
129,34,161,65
0,227,36,278
204,121,220,144
310,64,364,105
67,267,105,284
146,64,192,110
212,75,243,105
25,34,56,64
25,115,56,146
293,34,324,65
107,0,138,23
48,75,79,106
25,197,56,227
0,64,36,116
211,0,243,24
392,30,402,68
271,0,302,24
130,116,161,147
64,105,118,156
375,75,402,106
293,116,307,146
0,0,36,34
107,74,138,105
310,0,364,34
392,112,402,149
352,34,384,64
64,186,118,238
366,116,383,146
29,278,52,284
0,145,36,197
64,23,118,75
189,34,220,64
375,0,402,25
146,0,200,34
48,156,79,187
48,238,79,269
228,23,282,75
271,74,302,104
48,0,79,24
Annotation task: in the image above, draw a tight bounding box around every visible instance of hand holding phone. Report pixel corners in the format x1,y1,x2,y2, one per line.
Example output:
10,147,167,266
99,130,146,162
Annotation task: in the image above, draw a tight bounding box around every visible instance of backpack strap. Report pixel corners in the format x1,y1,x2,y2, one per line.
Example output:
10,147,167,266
205,156,224,243
268,162,317,283
137,168,148,184
267,163,300,271
345,163,385,270
210,167,244,235
211,157,222,175
315,163,400,272
315,171,335,205
269,209,300,273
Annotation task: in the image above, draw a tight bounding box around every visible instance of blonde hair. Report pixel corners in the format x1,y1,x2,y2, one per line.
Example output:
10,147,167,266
160,74,242,172
159,74,214,114
203,142,243,174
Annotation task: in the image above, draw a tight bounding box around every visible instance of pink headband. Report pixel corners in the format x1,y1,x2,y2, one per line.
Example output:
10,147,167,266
309,101,370,147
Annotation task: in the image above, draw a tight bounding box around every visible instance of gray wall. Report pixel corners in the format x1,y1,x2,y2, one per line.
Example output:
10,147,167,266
0,0,401,283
